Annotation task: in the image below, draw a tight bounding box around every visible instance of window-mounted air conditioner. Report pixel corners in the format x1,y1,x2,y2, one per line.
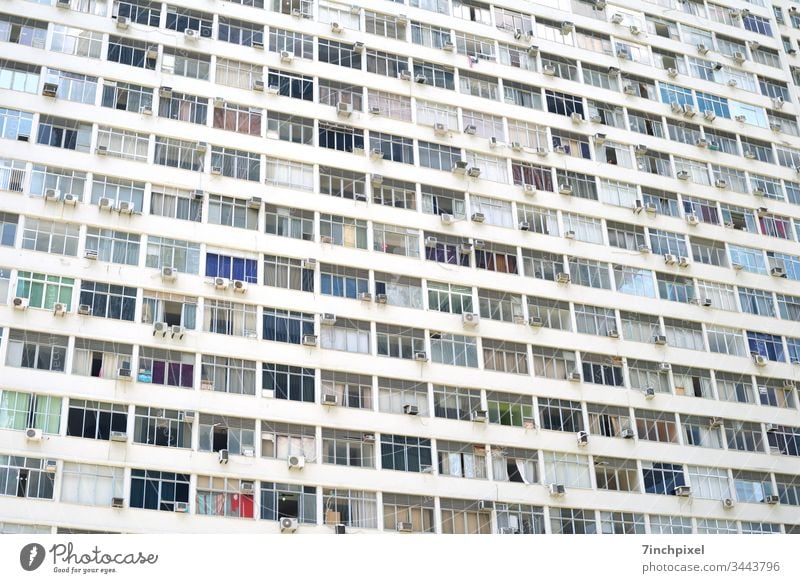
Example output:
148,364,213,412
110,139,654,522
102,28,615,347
302,334,317,346
403,404,419,415
470,410,488,422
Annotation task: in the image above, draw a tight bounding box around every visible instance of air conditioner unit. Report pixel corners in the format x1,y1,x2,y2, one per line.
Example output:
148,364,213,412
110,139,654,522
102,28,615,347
643,387,656,399
217,449,229,465
753,354,768,366
117,200,134,214
53,303,67,316
765,494,780,504
288,455,305,469
322,393,338,406
302,334,317,346
280,517,298,533
358,292,373,302
528,316,543,327
42,83,58,97
682,104,696,117
685,213,699,225
95,145,107,156
622,84,635,95
424,236,438,248
732,51,745,64
638,244,651,254
184,28,198,39
568,371,581,382
153,321,168,337
549,484,566,496
676,170,690,180
117,367,131,381
439,41,454,52
560,21,574,35
210,166,223,175
666,67,678,78
620,428,635,439
403,404,419,415
570,112,583,124
674,485,692,497
722,497,734,509
564,230,576,240
369,148,384,160
452,160,468,175
110,431,128,442
433,122,447,136
140,105,153,115
714,179,727,188
472,239,485,250
174,502,189,513
112,497,125,508
558,183,573,195
663,254,677,265
556,272,571,284
159,266,177,282
509,142,524,152
399,70,412,80
634,144,648,155
735,115,747,122
523,184,536,195
396,522,413,533
611,13,624,24
25,428,43,441
732,262,744,270
462,312,480,327
171,325,185,340
652,333,667,345
770,122,782,132
463,124,477,135
77,304,91,315
415,74,427,84
301,258,317,269
414,351,428,362
616,49,629,59
607,327,620,338
62,193,78,206
252,78,265,92
770,266,786,278
470,410,488,422
470,212,485,223
658,362,671,372
375,293,387,304
702,298,712,307
542,65,556,76
436,213,454,226
370,174,384,186
330,21,343,33
12,297,28,310
280,50,293,63
478,500,493,512
726,78,738,88
44,188,62,202
577,430,589,446
678,256,690,267
695,138,708,148
336,102,353,118
116,15,129,29
703,110,716,121
84,249,98,261
527,45,539,56
519,221,530,231
467,167,481,178
696,43,709,55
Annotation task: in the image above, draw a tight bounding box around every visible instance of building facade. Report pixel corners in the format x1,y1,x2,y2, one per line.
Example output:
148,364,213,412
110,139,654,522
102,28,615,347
0,0,799,534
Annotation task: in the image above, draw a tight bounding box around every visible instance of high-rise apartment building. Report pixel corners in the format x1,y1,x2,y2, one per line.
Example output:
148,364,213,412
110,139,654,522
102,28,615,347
0,0,799,535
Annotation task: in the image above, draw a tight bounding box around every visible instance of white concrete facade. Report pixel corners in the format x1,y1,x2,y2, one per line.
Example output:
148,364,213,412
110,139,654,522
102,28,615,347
0,0,799,534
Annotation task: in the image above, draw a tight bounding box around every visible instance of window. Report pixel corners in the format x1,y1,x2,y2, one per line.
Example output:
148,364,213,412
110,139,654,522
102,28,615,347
433,385,482,421
15,272,74,310
66,399,127,440
61,463,124,507
319,167,366,200
165,5,213,37
635,410,678,443
43,69,97,104
90,175,144,212
196,476,255,519
137,348,195,389
575,304,617,336
381,434,432,472
72,338,133,380
262,308,314,344
321,371,372,409
208,195,259,231
748,330,785,362
261,422,316,461
198,414,254,455
320,318,370,354
0,455,54,500
263,363,314,402
379,378,428,416
383,494,434,533
642,462,686,495
318,39,362,69
205,252,257,283
261,483,316,524
540,399,584,433
322,429,375,468
486,392,533,428
200,355,256,395
36,115,91,152
218,17,263,47
268,27,312,58
582,353,624,386
0,15,47,48
459,70,498,98
657,273,695,303
734,471,774,503
320,264,369,299
482,339,528,374
431,332,478,367
365,90,409,122
320,214,367,249
107,36,156,70
0,390,61,434
413,61,455,90
478,289,522,323
528,297,571,331
531,346,576,381
210,147,260,182
215,102,262,136
267,69,313,100
0,61,39,94
129,469,190,511
133,407,191,448
266,112,313,144
475,242,518,274
366,50,407,78
374,273,423,309
376,324,425,360
440,498,491,534
521,250,563,282
322,489,377,529
569,257,611,289
438,442,487,479
543,452,592,489
102,81,152,116
726,421,764,453
216,58,262,90
418,141,462,172
78,281,136,321
6,330,67,372
470,196,513,228
588,404,633,439
265,204,314,240
373,223,419,258
141,291,196,329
